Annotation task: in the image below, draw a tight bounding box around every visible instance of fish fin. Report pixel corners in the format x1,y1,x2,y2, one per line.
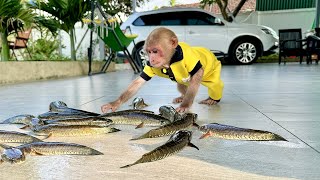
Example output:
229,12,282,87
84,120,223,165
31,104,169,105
199,131,212,139
20,125,29,129
42,133,52,140
0,159,3,164
188,142,199,150
135,122,144,129
34,151,44,156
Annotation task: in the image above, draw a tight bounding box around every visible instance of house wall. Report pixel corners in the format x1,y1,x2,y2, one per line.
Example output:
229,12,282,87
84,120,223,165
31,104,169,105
235,8,316,36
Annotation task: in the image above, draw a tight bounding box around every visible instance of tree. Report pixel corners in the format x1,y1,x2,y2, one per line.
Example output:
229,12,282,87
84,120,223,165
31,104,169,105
200,0,248,22
30,0,146,61
169,0,176,7
30,0,91,61
0,0,34,61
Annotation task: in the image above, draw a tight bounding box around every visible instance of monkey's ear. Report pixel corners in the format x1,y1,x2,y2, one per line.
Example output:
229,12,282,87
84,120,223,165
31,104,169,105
171,37,178,48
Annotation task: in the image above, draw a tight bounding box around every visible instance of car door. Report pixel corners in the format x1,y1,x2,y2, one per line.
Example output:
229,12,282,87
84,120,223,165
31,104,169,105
184,11,229,53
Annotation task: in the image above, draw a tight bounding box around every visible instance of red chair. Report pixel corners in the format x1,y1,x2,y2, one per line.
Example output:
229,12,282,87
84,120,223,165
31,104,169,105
8,29,32,60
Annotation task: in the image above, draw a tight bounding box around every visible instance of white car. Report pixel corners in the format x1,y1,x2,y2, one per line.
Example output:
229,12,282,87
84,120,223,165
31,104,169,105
120,8,278,65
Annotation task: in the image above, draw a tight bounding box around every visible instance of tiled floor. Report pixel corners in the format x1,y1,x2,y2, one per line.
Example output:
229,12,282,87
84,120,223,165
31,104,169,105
0,63,319,179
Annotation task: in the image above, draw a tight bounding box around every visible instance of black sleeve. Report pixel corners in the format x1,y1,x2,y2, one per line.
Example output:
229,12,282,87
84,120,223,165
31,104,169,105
189,61,202,76
140,72,152,81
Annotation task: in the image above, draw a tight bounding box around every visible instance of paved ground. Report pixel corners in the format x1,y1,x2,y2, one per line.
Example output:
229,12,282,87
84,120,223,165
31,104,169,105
0,62,319,179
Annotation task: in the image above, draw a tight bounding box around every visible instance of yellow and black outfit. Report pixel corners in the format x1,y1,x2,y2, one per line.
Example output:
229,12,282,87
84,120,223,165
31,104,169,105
140,42,224,101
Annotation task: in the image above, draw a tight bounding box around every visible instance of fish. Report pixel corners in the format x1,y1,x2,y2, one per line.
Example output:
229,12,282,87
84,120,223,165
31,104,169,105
38,112,96,120
99,109,170,128
131,113,199,140
198,123,287,141
48,101,100,116
121,130,199,168
1,114,35,124
0,142,103,164
32,124,120,138
44,117,114,127
0,130,42,143
159,105,182,122
131,97,148,109
49,101,68,112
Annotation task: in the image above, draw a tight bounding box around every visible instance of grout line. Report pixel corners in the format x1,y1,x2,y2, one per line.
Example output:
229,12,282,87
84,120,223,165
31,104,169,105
233,93,320,154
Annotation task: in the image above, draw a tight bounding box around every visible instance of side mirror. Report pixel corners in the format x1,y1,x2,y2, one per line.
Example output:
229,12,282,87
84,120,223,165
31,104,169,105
214,18,224,25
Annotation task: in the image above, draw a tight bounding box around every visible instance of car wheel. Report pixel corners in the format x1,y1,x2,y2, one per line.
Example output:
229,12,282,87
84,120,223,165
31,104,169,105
229,39,259,64
133,44,148,69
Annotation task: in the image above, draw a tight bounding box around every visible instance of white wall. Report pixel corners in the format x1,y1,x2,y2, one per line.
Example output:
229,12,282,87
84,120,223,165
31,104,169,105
60,23,104,60
236,8,316,37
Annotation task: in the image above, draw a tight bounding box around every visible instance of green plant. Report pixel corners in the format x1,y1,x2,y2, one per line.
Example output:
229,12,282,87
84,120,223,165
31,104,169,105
0,0,34,61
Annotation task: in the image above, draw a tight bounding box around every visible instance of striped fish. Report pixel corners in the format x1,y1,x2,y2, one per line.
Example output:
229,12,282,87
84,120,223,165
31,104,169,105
1,114,35,125
99,109,170,128
44,117,113,127
199,123,287,141
121,130,199,168
0,130,42,143
0,142,102,164
32,124,120,138
131,113,198,140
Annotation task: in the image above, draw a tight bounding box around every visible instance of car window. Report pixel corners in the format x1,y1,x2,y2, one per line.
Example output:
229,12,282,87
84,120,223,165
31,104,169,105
185,11,217,25
133,12,182,26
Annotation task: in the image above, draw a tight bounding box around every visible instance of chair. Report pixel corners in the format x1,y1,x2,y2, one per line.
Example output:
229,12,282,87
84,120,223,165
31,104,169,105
278,28,307,64
95,20,140,73
8,29,32,60
85,14,141,74
304,27,320,64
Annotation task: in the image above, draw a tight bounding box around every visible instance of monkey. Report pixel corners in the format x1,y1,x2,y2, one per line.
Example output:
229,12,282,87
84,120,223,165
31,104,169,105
101,27,224,113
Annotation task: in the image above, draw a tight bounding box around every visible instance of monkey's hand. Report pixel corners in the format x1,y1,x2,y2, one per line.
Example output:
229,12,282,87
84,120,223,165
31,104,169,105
101,100,121,113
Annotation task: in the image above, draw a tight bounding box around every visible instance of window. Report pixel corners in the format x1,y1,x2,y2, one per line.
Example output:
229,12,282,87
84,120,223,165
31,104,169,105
133,12,182,26
185,11,217,25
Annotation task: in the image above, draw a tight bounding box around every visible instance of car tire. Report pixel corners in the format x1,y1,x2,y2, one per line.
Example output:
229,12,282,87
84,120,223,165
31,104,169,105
228,39,260,65
133,43,148,69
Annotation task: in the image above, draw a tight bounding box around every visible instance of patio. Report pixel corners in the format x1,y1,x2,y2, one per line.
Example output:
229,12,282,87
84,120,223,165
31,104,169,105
0,62,319,179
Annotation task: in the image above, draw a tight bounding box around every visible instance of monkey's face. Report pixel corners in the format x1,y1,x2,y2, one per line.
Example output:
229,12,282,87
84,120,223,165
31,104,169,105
146,44,169,68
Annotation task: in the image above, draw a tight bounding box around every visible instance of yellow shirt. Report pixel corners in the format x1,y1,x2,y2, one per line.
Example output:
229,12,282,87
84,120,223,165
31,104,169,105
140,42,220,85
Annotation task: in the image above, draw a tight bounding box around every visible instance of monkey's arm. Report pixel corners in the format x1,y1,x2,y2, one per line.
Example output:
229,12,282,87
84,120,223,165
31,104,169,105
101,77,146,112
118,76,146,104
178,68,204,112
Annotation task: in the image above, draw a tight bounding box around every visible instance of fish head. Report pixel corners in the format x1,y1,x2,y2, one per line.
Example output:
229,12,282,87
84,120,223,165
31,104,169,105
49,101,68,111
184,113,198,123
1,148,26,164
132,97,147,109
169,130,193,142
159,105,177,121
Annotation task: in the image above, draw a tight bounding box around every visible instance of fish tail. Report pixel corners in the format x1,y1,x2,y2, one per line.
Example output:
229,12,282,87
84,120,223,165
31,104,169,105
91,149,104,155
130,133,150,140
273,134,287,141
